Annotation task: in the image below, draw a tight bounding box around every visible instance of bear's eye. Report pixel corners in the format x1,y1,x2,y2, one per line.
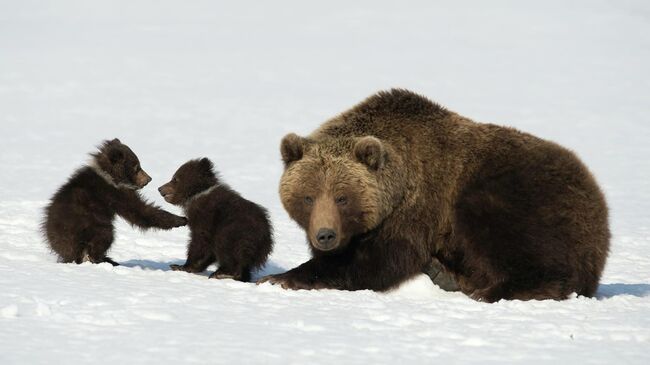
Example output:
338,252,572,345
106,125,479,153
304,196,314,205
173,177,179,183
335,196,348,206
133,164,140,172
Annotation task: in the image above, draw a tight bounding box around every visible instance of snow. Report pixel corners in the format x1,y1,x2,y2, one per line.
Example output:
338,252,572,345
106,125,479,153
1,0,649,363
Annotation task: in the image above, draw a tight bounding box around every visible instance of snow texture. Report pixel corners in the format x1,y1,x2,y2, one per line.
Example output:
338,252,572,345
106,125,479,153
1,1,649,364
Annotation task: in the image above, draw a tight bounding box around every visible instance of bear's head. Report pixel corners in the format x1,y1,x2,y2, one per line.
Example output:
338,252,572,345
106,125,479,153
92,138,152,190
279,133,405,252
158,158,218,206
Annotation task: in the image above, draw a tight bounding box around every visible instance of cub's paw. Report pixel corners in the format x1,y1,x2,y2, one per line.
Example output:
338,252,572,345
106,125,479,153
170,215,188,228
159,213,188,229
170,264,189,272
209,272,236,280
88,256,119,266
209,267,249,282
103,257,120,266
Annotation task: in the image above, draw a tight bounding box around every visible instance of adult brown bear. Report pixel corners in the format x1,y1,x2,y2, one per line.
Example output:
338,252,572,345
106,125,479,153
258,89,610,302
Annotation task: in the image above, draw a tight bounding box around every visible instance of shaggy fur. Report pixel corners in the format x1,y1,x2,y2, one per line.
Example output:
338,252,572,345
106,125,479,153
258,89,610,302
159,158,273,282
42,139,187,265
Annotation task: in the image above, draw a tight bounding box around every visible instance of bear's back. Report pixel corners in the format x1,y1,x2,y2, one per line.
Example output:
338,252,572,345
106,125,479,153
311,89,450,141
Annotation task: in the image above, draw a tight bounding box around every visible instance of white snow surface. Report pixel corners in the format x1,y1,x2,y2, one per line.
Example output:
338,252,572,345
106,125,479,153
1,1,649,364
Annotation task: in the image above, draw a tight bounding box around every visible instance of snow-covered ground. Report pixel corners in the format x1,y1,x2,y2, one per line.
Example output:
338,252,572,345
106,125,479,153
1,1,649,363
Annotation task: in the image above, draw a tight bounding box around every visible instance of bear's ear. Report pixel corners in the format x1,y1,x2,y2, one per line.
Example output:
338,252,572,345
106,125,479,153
198,157,214,172
111,138,121,144
107,148,124,164
280,133,306,166
354,136,386,170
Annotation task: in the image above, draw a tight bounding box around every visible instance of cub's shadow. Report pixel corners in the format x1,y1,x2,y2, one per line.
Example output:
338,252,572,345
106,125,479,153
597,283,650,299
121,259,184,271
253,261,287,279
120,259,287,281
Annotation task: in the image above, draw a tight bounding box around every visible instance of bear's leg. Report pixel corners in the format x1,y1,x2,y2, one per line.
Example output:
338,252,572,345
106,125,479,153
209,236,256,281
209,263,251,282
50,229,86,264
170,233,214,273
258,238,427,291
423,257,460,292
101,257,121,266
115,192,187,230
170,254,214,273
86,228,117,265
58,241,85,265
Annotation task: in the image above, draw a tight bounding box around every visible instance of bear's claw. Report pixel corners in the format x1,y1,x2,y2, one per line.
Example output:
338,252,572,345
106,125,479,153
256,273,327,290
209,272,236,280
169,264,186,271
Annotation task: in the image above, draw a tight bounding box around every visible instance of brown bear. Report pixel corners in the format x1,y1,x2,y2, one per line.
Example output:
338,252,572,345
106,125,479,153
258,89,610,302
158,158,273,282
42,138,188,266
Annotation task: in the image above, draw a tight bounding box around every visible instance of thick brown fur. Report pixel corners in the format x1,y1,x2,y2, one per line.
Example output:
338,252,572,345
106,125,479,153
42,139,187,266
159,158,273,282
258,89,610,302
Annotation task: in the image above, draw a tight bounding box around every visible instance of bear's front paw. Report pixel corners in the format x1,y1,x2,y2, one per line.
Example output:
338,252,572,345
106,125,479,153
170,215,188,228
102,257,120,266
170,264,189,272
158,213,187,229
256,272,327,290
469,285,503,303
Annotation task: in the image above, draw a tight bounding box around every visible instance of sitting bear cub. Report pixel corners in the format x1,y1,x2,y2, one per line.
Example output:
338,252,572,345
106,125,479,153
42,138,187,265
159,158,273,282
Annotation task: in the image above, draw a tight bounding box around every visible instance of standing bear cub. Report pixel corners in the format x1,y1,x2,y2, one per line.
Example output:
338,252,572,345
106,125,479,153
258,89,610,302
42,139,187,265
159,158,273,282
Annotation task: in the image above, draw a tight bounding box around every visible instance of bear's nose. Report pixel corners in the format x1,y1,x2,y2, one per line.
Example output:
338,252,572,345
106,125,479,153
157,186,164,193
316,228,337,247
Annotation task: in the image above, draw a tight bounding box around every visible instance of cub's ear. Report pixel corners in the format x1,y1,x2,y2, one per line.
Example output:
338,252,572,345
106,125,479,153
107,148,124,164
111,138,121,144
280,133,306,166
198,157,214,171
354,136,386,170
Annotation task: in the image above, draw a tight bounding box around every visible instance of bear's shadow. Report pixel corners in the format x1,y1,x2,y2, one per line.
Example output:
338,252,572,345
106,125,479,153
120,259,287,281
596,283,650,299
119,260,649,298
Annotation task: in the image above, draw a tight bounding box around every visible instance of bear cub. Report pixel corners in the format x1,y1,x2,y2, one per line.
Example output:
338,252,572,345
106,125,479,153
42,138,187,266
158,158,273,282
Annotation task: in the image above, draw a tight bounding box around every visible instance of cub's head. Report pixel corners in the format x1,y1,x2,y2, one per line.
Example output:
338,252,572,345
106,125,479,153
279,133,403,252
93,138,151,189
158,158,218,206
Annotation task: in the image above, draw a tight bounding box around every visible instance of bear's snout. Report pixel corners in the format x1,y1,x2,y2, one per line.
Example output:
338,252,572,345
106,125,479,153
158,183,175,203
315,228,337,250
136,170,152,188
308,195,343,251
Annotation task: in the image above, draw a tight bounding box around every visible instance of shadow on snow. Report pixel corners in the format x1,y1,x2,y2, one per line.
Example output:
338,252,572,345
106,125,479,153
597,283,650,299
119,258,288,282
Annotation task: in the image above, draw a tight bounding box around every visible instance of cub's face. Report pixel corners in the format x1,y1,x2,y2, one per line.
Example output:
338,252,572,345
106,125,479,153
279,134,388,252
96,138,151,189
158,158,216,206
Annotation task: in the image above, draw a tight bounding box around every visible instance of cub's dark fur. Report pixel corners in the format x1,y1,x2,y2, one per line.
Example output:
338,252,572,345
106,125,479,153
159,158,273,282
42,139,187,265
